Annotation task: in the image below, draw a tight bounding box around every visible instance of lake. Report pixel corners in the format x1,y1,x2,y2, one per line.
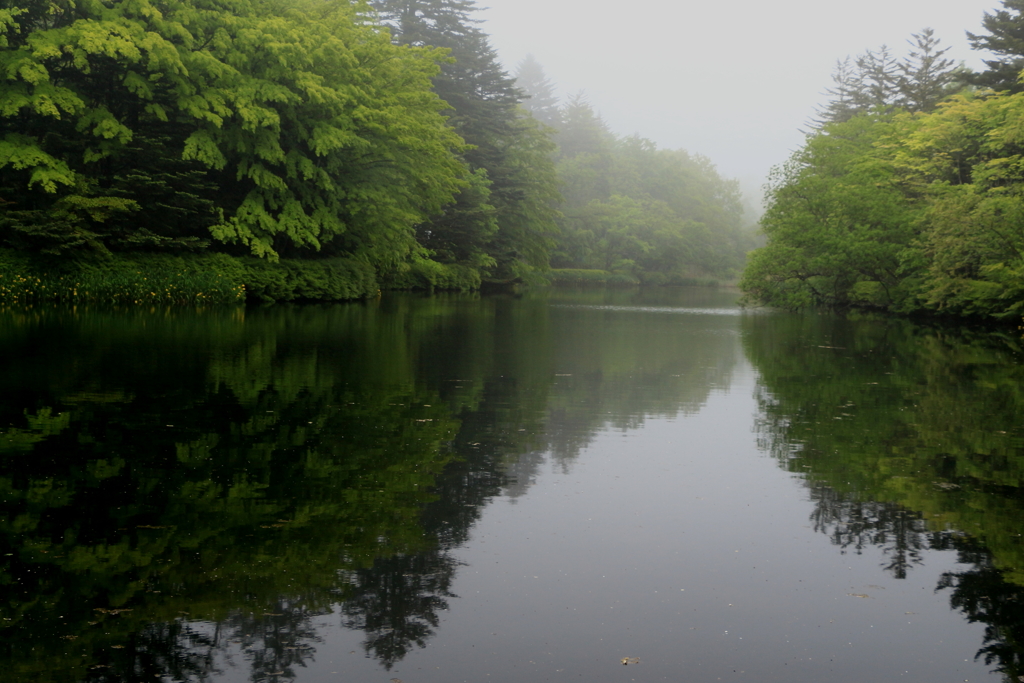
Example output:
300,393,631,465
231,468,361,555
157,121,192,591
2,288,1023,683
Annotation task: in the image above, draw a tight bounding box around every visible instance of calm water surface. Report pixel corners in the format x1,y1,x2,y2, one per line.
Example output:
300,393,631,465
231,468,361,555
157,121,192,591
2,288,1023,683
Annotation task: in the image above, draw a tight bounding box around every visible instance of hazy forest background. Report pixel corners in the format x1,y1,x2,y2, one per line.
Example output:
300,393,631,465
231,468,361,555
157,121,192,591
2,0,1024,320
0,0,754,302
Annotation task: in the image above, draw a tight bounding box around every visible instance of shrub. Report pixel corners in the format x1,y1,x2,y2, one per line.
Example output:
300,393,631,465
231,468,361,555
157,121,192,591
382,260,481,291
547,269,640,286
0,250,379,304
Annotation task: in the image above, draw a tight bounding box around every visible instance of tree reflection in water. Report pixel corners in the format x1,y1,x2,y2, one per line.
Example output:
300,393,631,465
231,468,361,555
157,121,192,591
7,292,1024,681
808,486,939,579
941,548,1024,683
341,552,459,668
744,311,1024,681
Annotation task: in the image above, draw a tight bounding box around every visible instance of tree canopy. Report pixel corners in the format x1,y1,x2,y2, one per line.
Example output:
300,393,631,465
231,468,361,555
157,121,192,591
2,0,751,291
549,94,752,283
0,0,468,263
744,16,1024,320
967,0,1024,93
373,0,559,281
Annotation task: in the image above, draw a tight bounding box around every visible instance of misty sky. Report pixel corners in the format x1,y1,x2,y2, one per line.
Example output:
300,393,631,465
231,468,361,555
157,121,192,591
478,0,1002,205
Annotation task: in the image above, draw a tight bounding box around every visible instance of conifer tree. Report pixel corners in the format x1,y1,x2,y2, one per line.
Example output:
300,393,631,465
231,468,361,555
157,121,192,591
813,31,958,127
813,58,864,126
967,0,1024,93
852,46,901,112
374,0,559,279
897,29,959,112
515,54,561,128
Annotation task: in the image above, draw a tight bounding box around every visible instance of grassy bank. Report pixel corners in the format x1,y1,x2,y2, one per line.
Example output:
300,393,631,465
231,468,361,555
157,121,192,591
547,269,722,287
0,250,380,304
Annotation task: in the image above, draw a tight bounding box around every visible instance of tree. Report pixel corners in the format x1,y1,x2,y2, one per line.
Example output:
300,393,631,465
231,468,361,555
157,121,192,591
551,94,746,281
0,0,467,263
374,0,560,280
853,45,901,113
741,114,922,310
967,0,1024,93
813,47,899,127
813,57,865,126
813,31,959,127
515,54,560,128
894,93,1024,317
552,93,613,207
897,28,959,113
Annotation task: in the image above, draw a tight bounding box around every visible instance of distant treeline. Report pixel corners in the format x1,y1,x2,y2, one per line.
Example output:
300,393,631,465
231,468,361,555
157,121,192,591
742,8,1024,321
0,0,752,302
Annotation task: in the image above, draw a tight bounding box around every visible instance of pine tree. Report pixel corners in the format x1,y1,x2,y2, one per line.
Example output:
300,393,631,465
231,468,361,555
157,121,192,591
896,28,959,112
515,54,561,128
374,0,559,279
813,32,958,127
967,0,1024,93
813,57,865,126
852,45,900,112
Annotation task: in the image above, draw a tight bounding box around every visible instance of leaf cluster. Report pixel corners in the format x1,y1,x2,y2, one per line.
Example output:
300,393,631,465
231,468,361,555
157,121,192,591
0,0,467,264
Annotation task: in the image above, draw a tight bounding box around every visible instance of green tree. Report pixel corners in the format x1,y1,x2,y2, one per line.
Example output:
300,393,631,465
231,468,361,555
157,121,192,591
814,32,959,127
374,0,560,280
741,114,923,309
0,0,466,263
893,93,1024,317
897,28,960,113
967,0,1024,93
515,54,560,128
552,96,746,281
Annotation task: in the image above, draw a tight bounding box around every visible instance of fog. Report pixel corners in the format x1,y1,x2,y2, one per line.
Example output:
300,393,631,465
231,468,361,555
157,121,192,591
480,0,1000,207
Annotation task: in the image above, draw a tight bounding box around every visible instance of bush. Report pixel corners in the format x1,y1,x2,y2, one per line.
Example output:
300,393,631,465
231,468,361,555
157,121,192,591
382,260,481,291
0,250,379,304
0,251,244,305
548,269,639,286
241,258,378,302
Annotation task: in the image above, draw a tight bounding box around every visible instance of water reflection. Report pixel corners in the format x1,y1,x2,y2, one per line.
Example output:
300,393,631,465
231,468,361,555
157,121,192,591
742,312,1024,679
5,293,1024,682
0,289,742,681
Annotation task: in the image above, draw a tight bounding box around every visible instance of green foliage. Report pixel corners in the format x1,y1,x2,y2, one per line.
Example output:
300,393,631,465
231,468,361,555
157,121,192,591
814,30,961,127
0,249,245,304
744,13,1024,321
239,256,378,302
1,0,750,295
381,258,481,291
552,96,749,282
547,268,640,286
744,90,1024,320
0,248,379,303
415,167,498,267
0,0,466,262
374,0,560,281
967,0,1024,93
894,93,1024,318
741,114,922,310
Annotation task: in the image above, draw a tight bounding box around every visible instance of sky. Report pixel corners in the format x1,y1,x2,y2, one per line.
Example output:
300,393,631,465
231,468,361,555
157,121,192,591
477,0,1003,207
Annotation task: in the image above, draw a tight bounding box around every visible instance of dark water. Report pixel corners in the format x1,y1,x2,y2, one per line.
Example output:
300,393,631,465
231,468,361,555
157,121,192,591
2,289,1024,683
